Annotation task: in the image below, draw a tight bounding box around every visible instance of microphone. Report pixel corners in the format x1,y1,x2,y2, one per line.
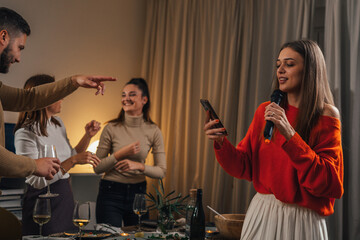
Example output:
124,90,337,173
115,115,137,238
264,89,285,144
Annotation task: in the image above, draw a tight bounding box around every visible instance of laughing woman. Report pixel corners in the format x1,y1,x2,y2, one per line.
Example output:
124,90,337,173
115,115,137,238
203,40,343,240
94,78,166,227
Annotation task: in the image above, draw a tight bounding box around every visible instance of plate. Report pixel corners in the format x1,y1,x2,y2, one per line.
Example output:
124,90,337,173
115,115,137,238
50,230,113,240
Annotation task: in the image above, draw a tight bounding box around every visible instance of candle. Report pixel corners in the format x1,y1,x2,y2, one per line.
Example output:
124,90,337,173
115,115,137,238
120,233,129,237
206,230,214,234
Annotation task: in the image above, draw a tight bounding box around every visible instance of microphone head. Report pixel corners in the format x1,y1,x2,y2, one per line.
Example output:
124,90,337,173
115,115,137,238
270,89,285,105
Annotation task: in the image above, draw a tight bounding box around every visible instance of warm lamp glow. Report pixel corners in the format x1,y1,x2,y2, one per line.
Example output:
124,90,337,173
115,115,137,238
87,140,99,153
68,140,99,174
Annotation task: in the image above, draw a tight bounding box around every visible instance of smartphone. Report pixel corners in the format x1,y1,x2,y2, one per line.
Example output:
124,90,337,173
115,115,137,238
200,99,228,135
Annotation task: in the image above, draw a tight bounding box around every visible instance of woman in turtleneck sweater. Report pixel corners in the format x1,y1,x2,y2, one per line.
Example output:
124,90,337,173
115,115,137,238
94,78,166,227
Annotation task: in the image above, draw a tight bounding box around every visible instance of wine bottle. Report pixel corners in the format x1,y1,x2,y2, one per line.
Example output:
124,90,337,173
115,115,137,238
185,189,197,237
190,189,205,240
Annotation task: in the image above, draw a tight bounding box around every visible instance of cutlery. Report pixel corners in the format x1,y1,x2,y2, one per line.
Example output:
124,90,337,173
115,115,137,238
207,205,227,219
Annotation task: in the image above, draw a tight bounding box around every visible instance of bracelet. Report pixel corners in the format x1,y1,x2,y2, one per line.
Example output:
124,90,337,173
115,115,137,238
60,165,67,174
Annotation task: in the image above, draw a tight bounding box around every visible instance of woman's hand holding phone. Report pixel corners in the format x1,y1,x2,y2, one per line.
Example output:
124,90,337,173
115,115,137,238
200,99,227,146
203,110,226,146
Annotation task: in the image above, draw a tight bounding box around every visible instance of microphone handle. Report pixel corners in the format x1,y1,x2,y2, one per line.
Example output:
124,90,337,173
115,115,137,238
264,120,274,140
264,100,278,142
264,89,284,143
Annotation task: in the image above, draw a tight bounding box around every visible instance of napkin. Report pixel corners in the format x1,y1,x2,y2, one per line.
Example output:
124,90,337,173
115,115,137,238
94,223,123,234
176,217,186,226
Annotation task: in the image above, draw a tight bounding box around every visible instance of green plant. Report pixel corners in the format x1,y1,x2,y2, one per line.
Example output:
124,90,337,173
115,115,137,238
146,179,189,234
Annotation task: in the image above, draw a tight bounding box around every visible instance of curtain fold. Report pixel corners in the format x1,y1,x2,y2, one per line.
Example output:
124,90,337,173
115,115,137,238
324,1,360,239
141,0,314,221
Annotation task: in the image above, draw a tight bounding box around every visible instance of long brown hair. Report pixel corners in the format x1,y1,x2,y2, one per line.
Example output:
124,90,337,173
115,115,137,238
14,74,61,136
108,78,154,125
272,39,334,143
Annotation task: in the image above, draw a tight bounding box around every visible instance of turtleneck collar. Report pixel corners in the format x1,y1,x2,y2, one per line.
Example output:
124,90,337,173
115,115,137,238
124,112,144,127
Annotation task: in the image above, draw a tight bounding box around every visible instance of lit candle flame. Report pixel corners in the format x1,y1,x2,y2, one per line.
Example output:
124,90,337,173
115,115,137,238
120,233,129,236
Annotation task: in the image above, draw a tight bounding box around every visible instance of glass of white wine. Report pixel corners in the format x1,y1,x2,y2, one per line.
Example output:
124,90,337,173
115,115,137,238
133,193,147,232
33,198,51,238
73,201,90,240
39,144,59,198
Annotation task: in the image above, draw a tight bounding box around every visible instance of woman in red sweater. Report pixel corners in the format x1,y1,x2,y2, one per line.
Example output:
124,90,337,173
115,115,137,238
204,39,343,240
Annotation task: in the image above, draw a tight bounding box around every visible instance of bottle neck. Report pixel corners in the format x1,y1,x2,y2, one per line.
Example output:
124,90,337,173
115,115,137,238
196,189,203,203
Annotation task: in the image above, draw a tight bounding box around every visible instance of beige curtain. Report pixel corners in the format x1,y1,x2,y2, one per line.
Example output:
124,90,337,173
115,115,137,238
141,0,314,220
324,0,360,239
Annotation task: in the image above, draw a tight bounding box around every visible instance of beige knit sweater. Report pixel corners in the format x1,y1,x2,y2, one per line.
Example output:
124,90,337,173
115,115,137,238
94,113,166,184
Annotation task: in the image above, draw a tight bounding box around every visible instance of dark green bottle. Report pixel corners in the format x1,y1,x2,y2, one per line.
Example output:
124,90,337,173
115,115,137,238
190,189,205,240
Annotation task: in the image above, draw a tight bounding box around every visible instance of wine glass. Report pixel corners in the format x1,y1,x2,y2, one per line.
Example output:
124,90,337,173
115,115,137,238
33,198,51,238
73,201,91,240
133,193,147,232
39,144,59,198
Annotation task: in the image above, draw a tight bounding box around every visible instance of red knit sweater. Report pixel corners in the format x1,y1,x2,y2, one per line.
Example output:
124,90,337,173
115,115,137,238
214,102,343,216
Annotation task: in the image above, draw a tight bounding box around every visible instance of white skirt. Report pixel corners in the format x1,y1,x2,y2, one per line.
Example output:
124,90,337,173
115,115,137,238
240,193,328,240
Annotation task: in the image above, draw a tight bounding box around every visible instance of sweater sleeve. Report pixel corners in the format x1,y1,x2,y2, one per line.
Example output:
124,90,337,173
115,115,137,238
214,108,260,181
143,127,166,178
282,117,343,199
0,135,37,177
14,129,46,188
0,77,78,112
93,125,118,174
14,128,65,189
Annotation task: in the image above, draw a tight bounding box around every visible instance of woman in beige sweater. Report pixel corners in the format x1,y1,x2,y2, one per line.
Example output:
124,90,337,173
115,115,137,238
94,78,166,227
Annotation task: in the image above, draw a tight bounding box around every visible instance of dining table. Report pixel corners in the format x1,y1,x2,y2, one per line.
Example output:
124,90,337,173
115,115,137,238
22,225,224,240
